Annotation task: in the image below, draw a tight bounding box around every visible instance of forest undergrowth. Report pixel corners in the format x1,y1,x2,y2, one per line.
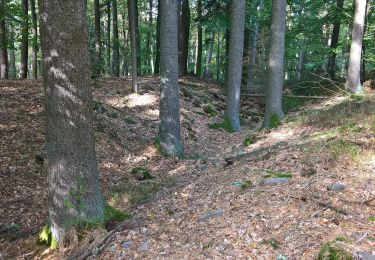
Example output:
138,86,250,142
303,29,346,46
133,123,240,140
0,77,374,259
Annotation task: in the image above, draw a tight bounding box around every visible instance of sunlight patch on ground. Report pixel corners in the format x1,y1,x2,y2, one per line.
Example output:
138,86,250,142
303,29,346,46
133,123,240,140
269,129,295,141
146,109,160,117
104,93,158,108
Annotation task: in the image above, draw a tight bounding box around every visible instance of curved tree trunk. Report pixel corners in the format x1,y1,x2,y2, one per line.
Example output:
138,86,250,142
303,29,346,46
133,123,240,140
20,0,29,79
39,0,104,244
159,0,183,157
0,1,8,80
179,0,190,76
30,0,38,79
94,0,103,77
195,0,202,77
224,0,246,132
327,0,344,80
345,0,367,93
112,0,120,77
262,0,286,128
128,0,138,92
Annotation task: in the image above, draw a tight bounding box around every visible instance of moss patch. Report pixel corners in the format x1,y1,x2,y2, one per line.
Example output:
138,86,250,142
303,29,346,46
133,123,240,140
318,242,353,260
131,167,154,180
203,103,219,117
208,118,235,133
244,135,257,146
269,114,281,129
104,205,132,222
36,225,58,250
264,170,292,179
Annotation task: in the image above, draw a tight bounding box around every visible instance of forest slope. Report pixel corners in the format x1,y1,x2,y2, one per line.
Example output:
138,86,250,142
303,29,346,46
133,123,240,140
0,77,374,259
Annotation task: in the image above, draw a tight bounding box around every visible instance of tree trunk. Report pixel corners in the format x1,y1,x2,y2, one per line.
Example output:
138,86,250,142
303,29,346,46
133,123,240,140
30,0,38,79
216,33,220,80
154,0,160,74
146,0,154,74
112,0,119,77
296,39,304,81
128,0,138,92
195,0,202,77
9,21,16,79
360,0,371,83
135,0,141,76
178,0,190,76
262,0,286,128
39,0,104,244
106,1,111,75
94,0,103,77
20,0,29,79
224,0,246,132
345,0,366,93
0,1,8,80
204,32,215,79
327,0,344,80
159,0,183,157
122,11,129,77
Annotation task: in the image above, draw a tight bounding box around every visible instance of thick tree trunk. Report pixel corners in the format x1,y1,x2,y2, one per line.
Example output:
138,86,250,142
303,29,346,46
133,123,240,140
159,0,183,157
0,2,8,80
128,0,138,92
195,0,202,77
112,0,119,77
106,1,111,75
20,0,29,79
154,0,161,74
327,0,344,80
94,0,103,77
224,0,246,132
30,0,38,79
247,0,263,92
262,0,286,128
39,0,104,244
178,0,190,76
204,32,215,79
346,0,366,93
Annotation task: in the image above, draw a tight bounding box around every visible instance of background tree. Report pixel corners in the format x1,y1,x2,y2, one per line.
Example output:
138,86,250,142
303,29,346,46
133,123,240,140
30,0,38,79
112,0,120,77
94,0,103,77
263,0,286,128
346,0,367,93
196,0,202,77
179,0,190,76
159,0,183,157
0,0,8,79
20,0,28,79
128,0,138,92
225,0,246,132
39,0,104,244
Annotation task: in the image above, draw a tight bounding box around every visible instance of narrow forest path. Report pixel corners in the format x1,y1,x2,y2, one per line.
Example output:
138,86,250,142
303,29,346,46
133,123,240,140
0,77,374,259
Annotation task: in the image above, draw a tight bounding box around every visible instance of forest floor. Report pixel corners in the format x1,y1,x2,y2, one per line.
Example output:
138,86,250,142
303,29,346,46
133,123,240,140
0,77,375,259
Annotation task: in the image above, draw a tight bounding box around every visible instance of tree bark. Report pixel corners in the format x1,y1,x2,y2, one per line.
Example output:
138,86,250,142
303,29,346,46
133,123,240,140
20,0,29,79
30,0,38,79
296,39,304,81
178,0,190,76
39,0,104,244
154,0,161,74
195,0,202,77
345,0,367,93
216,33,220,80
0,0,8,79
122,11,129,77
94,0,103,77
159,0,183,157
112,0,119,77
327,0,344,80
146,0,154,74
224,0,246,132
204,32,215,79
106,1,111,75
262,0,286,128
9,21,16,79
135,0,141,76
128,0,138,92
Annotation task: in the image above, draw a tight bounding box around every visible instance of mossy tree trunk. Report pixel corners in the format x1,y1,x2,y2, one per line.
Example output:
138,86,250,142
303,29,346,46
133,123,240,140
39,0,104,244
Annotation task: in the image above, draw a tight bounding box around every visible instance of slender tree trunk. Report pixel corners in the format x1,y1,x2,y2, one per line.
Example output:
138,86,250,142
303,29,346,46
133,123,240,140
30,0,38,79
159,0,183,157
263,0,287,128
247,0,263,92
154,0,160,74
39,0,104,244
0,1,8,79
135,0,141,76
94,0,103,77
360,0,371,83
146,0,154,74
112,0,119,77
122,11,129,77
327,0,344,80
204,32,215,79
106,1,111,75
224,0,246,132
128,0,138,92
9,21,16,79
346,0,367,93
20,0,29,79
195,0,202,77
216,33,220,80
178,0,190,76
296,40,304,81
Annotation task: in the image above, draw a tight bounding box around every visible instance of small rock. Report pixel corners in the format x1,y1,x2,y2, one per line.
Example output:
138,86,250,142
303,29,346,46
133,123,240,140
139,240,150,252
121,241,133,249
357,252,375,260
263,178,290,186
198,209,224,221
328,181,346,191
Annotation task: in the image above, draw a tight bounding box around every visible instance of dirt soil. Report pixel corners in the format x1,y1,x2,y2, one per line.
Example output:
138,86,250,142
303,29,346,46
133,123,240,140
0,77,374,259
